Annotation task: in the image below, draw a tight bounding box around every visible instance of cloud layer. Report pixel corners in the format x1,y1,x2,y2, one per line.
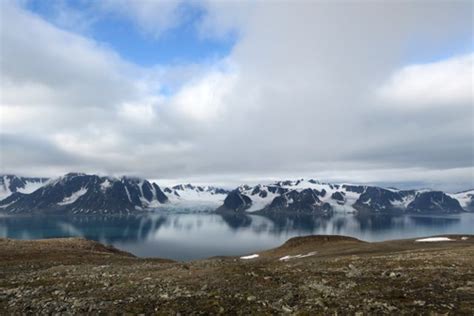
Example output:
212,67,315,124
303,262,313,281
0,0,473,191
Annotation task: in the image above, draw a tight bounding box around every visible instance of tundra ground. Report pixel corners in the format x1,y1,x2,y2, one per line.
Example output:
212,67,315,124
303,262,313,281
0,235,473,315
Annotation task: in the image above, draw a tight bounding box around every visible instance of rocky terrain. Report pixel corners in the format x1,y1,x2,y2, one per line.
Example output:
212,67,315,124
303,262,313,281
1,235,473,314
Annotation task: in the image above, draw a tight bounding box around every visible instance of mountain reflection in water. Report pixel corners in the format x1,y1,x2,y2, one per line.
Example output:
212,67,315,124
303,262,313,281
0,212,472,260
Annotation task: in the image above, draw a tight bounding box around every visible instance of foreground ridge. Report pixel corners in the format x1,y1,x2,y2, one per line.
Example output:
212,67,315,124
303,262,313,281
1,234,473,314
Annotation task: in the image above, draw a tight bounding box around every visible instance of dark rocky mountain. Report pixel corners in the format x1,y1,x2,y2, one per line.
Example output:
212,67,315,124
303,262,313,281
0,175,49,199
0,173,167,215
216,190,252,213
0,174,470,215
216,179,468,214
263,188,332,214
352,187,416,213
406,191,464,213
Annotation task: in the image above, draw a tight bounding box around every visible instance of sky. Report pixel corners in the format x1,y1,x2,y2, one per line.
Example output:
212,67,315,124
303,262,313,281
0,0,473,192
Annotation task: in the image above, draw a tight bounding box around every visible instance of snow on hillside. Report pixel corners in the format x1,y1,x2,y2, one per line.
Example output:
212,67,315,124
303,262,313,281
228,179,461,213
0,180,12,200
449,190,474,210
279,180,361,212
235,180,363,212
0,175,48,200
57,187,88,205
233,184,279,212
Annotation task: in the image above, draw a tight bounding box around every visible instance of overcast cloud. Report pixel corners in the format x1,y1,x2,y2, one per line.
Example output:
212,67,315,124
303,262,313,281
0,0,472,191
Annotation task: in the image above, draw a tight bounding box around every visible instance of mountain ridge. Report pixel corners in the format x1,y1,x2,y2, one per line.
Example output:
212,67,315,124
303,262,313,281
0,174,472,215
216,179,469,215
0,173,168,215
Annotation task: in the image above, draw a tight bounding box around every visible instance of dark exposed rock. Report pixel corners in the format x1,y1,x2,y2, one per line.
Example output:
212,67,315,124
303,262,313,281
331,191,345,203
267,186,288,195
172,184,185,191
262,189,333,214
251,186,261,195
407,191,463,214
214,188,230,195
289,189,322,210
216,190,252,213
342,185,366,194
353,187,411,213
152,183,168,203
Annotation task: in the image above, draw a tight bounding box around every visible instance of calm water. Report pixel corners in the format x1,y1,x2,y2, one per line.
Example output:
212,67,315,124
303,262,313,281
1,212,473,261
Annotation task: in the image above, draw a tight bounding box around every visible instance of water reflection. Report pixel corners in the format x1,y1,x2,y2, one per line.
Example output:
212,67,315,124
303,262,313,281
0,212,472,260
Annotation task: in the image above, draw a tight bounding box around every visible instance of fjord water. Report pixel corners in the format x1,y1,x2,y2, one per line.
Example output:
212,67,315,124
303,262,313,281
1,212,473,261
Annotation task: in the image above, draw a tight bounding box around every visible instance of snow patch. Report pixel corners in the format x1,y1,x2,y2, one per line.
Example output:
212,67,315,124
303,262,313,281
391,194,416,209
279,251,317,261
17,180,46,195
124,186,132,202
100,179,112,192
240,254,259,260
57,187,88,205
0,179,12,200
245,191,279,212
415,237,454,242
0,176,48,200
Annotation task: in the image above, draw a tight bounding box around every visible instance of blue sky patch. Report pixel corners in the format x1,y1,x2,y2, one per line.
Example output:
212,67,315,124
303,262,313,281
24,0,237,67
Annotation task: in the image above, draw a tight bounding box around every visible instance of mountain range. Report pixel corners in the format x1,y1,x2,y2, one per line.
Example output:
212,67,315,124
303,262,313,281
216,180,473,215
0,173,167,215
0,173,473,215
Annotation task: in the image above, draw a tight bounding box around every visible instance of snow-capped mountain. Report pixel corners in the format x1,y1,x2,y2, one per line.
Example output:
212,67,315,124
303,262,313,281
449,189,474,212
0,174,471,215
0,173,168,215
163,184,229,209
216,179,467,214
0,175,49,200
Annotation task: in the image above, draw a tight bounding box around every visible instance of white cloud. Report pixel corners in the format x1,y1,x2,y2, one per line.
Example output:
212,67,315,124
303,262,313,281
171,70,238,121
0,2,139,110
377,54,473,108
1,0,473,191
117,97,160,124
